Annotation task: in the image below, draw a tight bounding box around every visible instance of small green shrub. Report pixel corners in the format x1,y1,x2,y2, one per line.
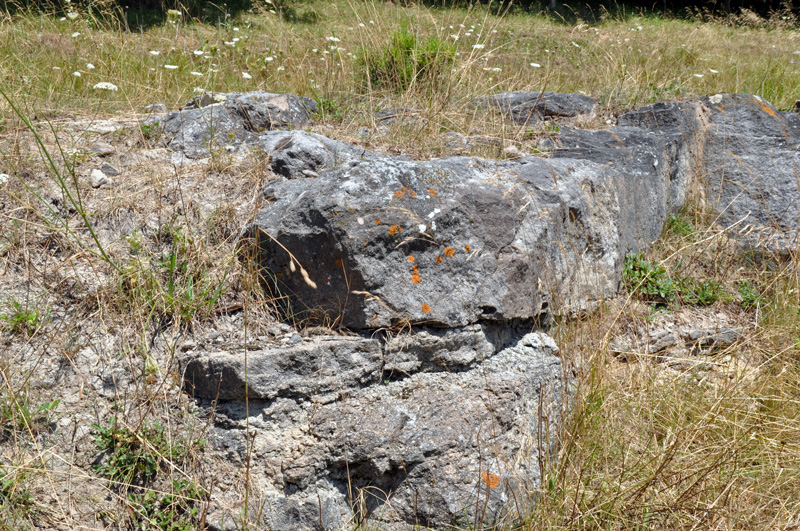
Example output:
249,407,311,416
357,27,455,91
623,253,675,303
665,212,695,237
0,393,59,437
738,280,763,310
128,479,204,531
0,301,41,336
93,417,190,487
682,278,724,306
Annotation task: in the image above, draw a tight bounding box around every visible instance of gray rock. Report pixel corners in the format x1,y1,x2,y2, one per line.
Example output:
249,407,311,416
259,130,382,179
245,147,681,329
89,169,111,188
181,337,382,401
156,91,317,159
192,332,564,530
99,162,120,176
375,107,423,126
88,142,115,157
477,91,598,124
700,93,800,252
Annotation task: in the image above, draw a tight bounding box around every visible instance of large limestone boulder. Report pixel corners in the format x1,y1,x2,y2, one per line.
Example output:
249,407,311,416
245,128,688,329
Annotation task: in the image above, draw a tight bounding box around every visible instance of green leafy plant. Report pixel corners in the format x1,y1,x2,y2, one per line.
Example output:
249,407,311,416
738,280,763,310
682,278,724,306
665,212,695,237
0,300,41,336
127,479,204,531
93,417,190,487
0,393,60,436
622,253,675,303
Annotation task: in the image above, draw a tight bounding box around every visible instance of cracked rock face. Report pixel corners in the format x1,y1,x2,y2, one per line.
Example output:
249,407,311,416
245,146,683,330
183,331,564,531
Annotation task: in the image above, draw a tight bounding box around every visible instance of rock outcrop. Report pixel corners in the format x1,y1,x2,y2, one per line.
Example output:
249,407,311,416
173,91,800,530
154,91,317,158
182,330,564,530
476,91,599,124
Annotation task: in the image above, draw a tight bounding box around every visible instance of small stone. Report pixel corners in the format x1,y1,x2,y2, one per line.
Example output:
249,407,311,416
503,145,524,159
100,162,121,176
145,103,167,113
89,169,111,188
88,142,114,157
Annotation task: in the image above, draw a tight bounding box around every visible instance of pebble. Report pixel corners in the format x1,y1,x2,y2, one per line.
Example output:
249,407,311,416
90,169,111,188
88,142,114,157
100,162,121,176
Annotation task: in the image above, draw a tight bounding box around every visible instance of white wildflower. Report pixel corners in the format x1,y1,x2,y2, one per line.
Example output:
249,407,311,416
709,68,719,73
73,71,81,77
193,50,204,55
326,36,340,42
87,63,95,69
472,44,485,49
164,64,178,69
265,56,274,61
694,73,703,78
224,41,235,46
530,62,541,68
150,50,160,55
571,41,580,47
71,32,80,37
190,71,203,76
93,82,118,91
0,173,8,185
242,72,252,79
277,66,285,71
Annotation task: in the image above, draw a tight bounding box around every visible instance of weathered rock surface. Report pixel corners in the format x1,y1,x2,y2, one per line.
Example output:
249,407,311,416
182,91,800,531
477,91,599,124
246,137,684,329
154,91,317,158
259,130,386,179
701,93,800,251
182,331,564,530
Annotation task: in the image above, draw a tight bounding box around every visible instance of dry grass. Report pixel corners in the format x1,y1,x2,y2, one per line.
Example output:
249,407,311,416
0,1,799,530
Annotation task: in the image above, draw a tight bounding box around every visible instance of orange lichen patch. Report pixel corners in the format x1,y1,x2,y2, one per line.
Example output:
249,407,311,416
393,187,407,197
421,304,431,313
435,256,443,264
481,471,500,489
333,211,339,215
411,273,422,284
444,247,455,257
408,256,415,263
375,219,381,225
409,190,417,198
335,259,343,267
388,225,402,236
464,246,471,252
429,189,437,195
